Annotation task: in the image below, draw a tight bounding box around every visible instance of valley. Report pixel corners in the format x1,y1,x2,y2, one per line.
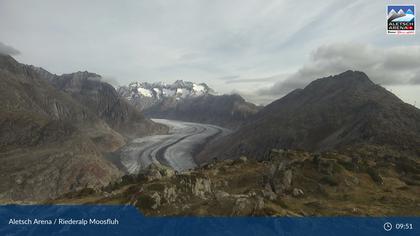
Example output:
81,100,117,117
119,119,230,173
1,54,419,216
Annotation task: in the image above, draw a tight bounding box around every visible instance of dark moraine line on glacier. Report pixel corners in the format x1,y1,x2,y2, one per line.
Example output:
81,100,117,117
154,127,205,168
120,119,231,173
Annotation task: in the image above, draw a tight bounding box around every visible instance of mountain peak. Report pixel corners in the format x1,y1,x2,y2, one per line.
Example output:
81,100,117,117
335,70,373,83
305,70,375,94
118,80,214,110
61,71,101,80
203,70,420,161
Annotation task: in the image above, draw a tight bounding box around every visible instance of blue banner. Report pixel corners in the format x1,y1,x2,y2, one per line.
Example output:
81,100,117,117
0,205,418,236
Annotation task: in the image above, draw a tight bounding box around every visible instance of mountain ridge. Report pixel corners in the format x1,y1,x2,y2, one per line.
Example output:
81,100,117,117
118,80,214,111
119,80,260,128
197,70,420,163
0,54,165,201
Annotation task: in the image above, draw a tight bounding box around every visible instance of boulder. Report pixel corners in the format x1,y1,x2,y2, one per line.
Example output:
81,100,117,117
282,170,293,189
192,178,212,199
238,156,248,163
254,196,265,211
292,188,304,198
150,192,161,209
262,188,277,201
270,168,293,194
163,186,177,203
232,197,252,215
146,164,163,181
214,190,230,201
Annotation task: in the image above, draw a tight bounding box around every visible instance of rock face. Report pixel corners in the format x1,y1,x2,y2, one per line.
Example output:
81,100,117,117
119,80,259,128
48,72,167,139
0,54,163,201
144,94,260,128
200,71,420,160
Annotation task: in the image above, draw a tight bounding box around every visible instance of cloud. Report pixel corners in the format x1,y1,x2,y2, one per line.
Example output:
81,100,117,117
1,1,418,106
410,71,420,84
0,42,20,55
217,75,240,81
224,74,284,84
259,43,420,96
101,76,120,88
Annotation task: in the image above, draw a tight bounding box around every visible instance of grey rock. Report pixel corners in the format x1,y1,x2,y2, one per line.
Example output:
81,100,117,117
163,186,177,203
232,198,252,215
292,188,304,198
214,190,230,201
192,178,212,199
150,192,161,210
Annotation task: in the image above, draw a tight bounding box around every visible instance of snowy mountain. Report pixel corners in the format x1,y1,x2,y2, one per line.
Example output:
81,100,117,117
118,80,214,110
118,80,260,128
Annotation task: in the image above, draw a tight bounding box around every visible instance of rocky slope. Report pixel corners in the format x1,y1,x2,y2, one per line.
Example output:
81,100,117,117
0,54,163,201
143,94,259,128
50,147,420,216
198,71,420,162
48,72,167,139
44,70,420,216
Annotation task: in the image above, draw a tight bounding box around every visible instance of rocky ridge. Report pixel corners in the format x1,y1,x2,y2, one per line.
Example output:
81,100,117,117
199,71,420,161
0,54,165,201
118,80,214,111
51,147,420,216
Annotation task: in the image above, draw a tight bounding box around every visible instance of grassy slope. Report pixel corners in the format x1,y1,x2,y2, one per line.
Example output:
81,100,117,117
48,146,420,216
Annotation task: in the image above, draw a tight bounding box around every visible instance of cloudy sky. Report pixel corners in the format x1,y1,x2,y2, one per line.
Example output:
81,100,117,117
1,0,419,106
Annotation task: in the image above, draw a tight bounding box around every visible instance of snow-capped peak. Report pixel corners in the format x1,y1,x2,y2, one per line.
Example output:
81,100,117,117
118,80,215,110
137,87,153,97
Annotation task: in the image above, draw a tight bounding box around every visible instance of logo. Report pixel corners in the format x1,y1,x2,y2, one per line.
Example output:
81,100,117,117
387,5,415,35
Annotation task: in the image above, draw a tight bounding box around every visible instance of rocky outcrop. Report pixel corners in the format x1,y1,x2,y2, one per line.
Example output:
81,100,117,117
52,147,420,216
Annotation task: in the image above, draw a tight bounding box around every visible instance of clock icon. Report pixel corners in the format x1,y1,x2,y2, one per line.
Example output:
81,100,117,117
384,222,393,231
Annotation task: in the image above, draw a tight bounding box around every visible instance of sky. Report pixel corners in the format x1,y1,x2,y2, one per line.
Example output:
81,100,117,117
0,0,419,106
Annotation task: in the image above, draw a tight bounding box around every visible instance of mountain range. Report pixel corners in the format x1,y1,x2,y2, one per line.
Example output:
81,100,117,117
119,80,260,128
1,53,419,216
0,54,166,201
118,80,214,110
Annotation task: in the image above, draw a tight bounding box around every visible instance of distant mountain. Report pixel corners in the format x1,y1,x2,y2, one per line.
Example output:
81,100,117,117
118,80,214,111
144,94,260,128
119,80,259,128
198,71,420,163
